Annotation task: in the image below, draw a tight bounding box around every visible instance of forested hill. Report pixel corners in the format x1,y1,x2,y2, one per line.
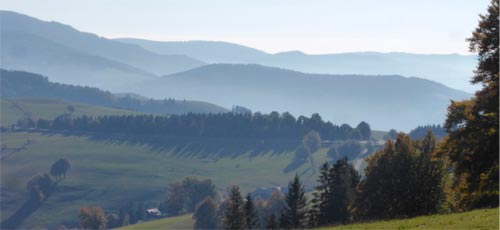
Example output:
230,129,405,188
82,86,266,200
0,69,228,114
135,64,471,131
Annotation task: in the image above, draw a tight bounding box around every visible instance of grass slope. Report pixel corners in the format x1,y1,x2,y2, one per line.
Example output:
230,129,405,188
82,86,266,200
321,208,499,230
117,214,194,230
0,98,139,126
0,131,328,228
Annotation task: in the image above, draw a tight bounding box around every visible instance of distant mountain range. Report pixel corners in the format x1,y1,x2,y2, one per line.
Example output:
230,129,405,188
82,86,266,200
117,38,478,93
136,64,470,131
0,69,228,115
0,11,205,91
0,11,474,130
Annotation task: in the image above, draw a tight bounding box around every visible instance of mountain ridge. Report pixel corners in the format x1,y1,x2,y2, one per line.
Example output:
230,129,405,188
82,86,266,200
136,63,470,131
118,38,478,92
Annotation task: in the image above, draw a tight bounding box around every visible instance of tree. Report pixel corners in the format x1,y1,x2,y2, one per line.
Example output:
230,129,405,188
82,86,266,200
438,0,499,209
164,177,217,216
384,129,398,140
303,130,321,153
105,213,119,229
353,133,446,220
260,189,286,226
165,181,187,216
27,173,53,202
50,158,71,179
79,205,107,229
308,162,330,227
356,121,372,140
223,186,245,229
193,197,219,230
309,158,360,227
266,213,279,229
280,174,307,229
244,193,259,229
327,157,360,224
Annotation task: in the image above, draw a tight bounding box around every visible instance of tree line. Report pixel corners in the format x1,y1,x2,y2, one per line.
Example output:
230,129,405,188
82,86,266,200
32,112,371,141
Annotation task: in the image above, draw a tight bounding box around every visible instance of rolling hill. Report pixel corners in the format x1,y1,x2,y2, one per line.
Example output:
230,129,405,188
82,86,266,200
0,11,205,91
0,69,228,115
0,98,140,127
117,39,478,92
135,64,471,131
0,131,331,228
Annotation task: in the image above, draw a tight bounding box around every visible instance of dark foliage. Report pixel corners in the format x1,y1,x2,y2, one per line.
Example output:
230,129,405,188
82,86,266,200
309,158,360,227
438,0,499,209
244,194,259,229
164,177,217,216
34,112,369,141
353,132,447,220
409,125,447,140
223,186,246,229
280,174,307,229
193,197,219,230
50,158,71,179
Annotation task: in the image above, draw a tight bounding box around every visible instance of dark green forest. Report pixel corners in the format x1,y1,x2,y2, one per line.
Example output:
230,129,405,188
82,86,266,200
27,113,371,141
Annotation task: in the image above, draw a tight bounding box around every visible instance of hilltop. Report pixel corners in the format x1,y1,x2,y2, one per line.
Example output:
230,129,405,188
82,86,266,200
136,64,470,130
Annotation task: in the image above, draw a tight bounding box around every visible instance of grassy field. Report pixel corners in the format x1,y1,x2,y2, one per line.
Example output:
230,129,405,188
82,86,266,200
0,97,383,229
118,214,194,230
321,208,499,230
118,208,499,230
0,131,331,229
0,98,139,127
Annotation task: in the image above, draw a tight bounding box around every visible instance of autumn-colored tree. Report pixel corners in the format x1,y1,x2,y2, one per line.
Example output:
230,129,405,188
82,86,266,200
438,0,499,209
303,130,321,153
193,196,219,229
79,205,107,229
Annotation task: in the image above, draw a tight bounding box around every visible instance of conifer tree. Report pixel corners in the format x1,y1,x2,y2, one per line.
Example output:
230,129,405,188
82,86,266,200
280,174,307,229
244,193,259,229
224,186,245,229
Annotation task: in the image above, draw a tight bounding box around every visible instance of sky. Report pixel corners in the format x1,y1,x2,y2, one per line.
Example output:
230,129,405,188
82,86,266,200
0,0,491,54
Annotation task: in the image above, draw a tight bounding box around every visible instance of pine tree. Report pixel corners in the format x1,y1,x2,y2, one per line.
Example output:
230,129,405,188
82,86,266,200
280,174,307,229
244,193,259,229
308,162,330,227
309,158,360,227
224,186,245,229
327,157,360,224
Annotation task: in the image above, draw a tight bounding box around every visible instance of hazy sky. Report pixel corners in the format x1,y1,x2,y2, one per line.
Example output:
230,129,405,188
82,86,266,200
1,0,491,54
